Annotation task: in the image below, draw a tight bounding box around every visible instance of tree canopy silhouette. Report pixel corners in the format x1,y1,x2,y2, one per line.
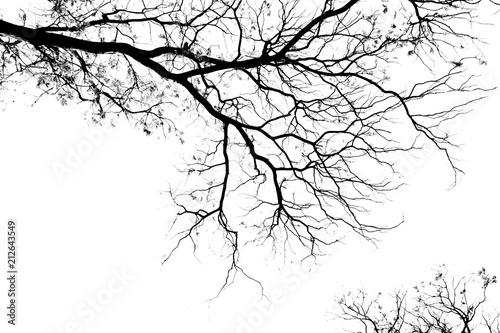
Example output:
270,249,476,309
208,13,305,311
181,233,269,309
333,266,499,333
0,0,498,283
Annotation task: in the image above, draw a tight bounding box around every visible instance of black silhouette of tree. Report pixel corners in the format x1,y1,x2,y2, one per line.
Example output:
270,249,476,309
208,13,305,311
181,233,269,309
0,0,498,286
333,266,499,333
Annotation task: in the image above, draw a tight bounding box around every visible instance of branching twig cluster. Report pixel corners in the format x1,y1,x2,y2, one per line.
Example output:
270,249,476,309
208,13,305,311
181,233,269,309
0,0,498,289
333,266,499,333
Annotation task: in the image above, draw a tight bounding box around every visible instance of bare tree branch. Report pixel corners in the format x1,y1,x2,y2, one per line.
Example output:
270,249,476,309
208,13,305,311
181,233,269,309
1,0,498,289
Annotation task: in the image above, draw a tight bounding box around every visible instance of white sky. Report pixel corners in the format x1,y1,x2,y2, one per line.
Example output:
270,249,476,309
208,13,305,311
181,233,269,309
0,1,500,333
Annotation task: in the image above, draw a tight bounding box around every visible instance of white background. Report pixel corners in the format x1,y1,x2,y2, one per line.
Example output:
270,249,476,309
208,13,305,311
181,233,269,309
0,1,499,332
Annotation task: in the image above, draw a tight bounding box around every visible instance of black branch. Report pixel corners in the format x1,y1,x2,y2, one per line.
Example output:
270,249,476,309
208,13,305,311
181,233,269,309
332,266,499,333
0,0,498,289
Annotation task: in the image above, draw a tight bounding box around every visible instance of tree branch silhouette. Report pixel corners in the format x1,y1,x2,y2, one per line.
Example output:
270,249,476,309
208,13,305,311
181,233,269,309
0,0,497,290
